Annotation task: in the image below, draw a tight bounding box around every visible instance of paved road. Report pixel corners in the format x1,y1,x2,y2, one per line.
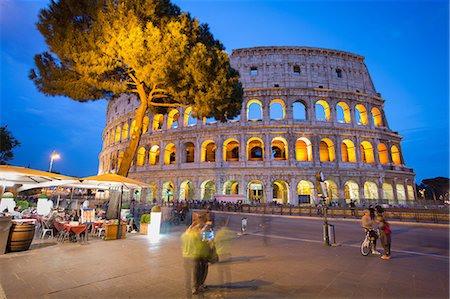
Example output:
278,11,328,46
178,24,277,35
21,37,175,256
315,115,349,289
0,212,448,298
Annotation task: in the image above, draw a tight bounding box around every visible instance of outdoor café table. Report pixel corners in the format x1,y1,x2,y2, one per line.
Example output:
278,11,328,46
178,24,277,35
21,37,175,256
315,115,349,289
63,223,87,243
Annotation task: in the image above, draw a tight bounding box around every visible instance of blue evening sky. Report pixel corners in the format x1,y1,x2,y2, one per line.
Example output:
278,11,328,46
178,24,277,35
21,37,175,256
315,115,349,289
0,0,448,183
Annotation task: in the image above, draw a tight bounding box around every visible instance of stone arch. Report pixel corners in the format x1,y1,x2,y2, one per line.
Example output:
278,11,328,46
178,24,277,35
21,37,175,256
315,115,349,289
142,116,150,134
146,182,158,202
111,151,117,170
382,183,394,201
341,139,356,163
184,107,197,127
247,180,264,203
115,126,121,142
247,99,263,121
364,181,378,200
164,143,176,165
407,185,415,200
315,99,330,121
122,123,129,140
271,137,288,160
200,180,216,201
391,145,402,165
295,137,312,161
360,141,375,163
273,180,289,204
179,180,194,201
149,145,160,165
396,184,406,202
162,181,175,202
378,143,389,164
320,138,335,162
118,151,124,169
152,114,164,131
168,109,179,129
184,142,195,163
270,99,286,120
325,180,339,201
109,128,114,145
201,140,216,162
293,100,307,120
344,180,359,203
247,137,264,161
336,102,351,123
223,138,239,161
355,104,368,125
223,180,239,194
137,147,146,166
297,180,315,204
371,107,383,127
130,120,136,137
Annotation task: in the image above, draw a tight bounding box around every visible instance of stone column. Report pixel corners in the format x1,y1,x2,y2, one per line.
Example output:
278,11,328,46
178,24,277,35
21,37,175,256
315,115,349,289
290,179,298,205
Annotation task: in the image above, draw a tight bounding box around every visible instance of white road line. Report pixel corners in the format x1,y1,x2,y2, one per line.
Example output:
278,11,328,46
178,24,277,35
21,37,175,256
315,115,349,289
248,232,449,260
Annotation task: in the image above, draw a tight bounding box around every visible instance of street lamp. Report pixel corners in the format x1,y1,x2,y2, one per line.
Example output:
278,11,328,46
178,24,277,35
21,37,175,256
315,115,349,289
49,151,61,172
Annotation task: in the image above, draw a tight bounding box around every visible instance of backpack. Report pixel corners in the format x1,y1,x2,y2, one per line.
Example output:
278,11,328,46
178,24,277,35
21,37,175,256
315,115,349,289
384,222,391,235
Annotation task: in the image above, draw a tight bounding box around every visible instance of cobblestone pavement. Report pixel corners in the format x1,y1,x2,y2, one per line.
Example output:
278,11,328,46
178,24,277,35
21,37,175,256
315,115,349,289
0,214,448,299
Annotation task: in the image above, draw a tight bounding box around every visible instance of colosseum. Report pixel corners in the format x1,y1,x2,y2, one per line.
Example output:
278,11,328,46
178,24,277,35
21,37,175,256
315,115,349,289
99,46,416,205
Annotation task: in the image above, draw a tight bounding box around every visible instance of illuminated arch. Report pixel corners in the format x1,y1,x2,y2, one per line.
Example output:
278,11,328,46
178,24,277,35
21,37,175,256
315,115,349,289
130,120,136,137
247,99,263,121
223,138,239,161
336,102,351,123
109,129,114,145
319,138,335,162
271,137,288,160
407,185,414,200
149,145,160,165
142,116,149,134
360,141,375,163
162,181,175,202
137,147,146,166
355,104,368,125
341,139,356,163
146,182,158,202
111,152,117,170
164,143,176,165
184,142,195,163
396,184,406,202
382,183,394,200
247,137,264,161
378,143,389,164
344,180,359,203
118,151,124,169
297,180,315,204
325,180,339,201
248,180,264,203
200,180,216,201
122,123,129,140
391,145,402,165
179,180,194,201
201,140,216,162
223,180,239,194
371,107,383,127
273,180,289,204
152,114,164,131
167,109,179,129
115,126,121,142
295,137,312,161
293,101,307,120
270,99,286,120
184,107,197,127
364,181,378,200
315,100,330,121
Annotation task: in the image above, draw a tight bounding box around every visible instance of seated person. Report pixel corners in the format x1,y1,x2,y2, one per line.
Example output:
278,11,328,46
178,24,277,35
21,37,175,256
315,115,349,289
10,206,23,219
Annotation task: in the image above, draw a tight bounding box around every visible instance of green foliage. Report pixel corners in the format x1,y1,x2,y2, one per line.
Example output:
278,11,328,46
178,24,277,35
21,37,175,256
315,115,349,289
0,125,20,164
140,213,151,224
15,200,29,210
151,205,161,212
38,194,48,199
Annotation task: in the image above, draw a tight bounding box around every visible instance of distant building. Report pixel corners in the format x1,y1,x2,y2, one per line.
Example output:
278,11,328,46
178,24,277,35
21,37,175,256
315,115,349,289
99,46,416,205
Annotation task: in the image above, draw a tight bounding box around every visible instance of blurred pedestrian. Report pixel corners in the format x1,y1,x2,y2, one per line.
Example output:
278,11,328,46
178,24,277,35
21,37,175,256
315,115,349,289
361,210,381,255
215,218,234,290
377,215,392,260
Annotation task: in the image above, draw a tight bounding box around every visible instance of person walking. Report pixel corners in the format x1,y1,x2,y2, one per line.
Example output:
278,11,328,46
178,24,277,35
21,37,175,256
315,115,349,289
377,215,392,260
361,210,381,255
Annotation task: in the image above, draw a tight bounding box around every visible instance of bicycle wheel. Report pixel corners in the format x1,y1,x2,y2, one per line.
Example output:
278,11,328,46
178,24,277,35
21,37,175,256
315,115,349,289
360,239,371,256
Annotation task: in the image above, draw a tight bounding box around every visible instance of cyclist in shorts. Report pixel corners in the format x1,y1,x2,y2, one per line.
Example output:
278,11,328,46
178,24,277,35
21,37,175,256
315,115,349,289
361,209,381,255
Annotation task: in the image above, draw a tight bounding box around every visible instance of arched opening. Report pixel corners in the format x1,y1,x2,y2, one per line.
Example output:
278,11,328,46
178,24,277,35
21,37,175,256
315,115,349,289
223,180,239,195
341,139,356,162
315,100,330,121
247,180,264,203
382,183,394,201
201,140,216,162
273,180,289,204
184,142,195,163
247,99,263,121
293,101,307,120
270,99,285,120
364,181,378,200
271,137,288,160
320,138,335,162
109,129,114,145
295,137,312,161
142,116,149,134
162,181,175,202
184,107,197,127
145,182,158,203
111,152,117,170
205,116,218,125
179,180,194,201
122,123,129,140
391,145,402,165
164,143,176,165
167,109,179,129
325,180,339,202
355,104,368,125
149,145,160,165
344,180,359,203
297,180,315,204
137,147,146,166
201,180,216,201
407,185,414,200
247,138,264,161
396,184,406,202
360,141,374,163
223,139,239,161
118,152,124,169
378,143,389,164
371,107,383,127
115,126,121,143
336,102,351,123
152,114,164,131
130,120,136,138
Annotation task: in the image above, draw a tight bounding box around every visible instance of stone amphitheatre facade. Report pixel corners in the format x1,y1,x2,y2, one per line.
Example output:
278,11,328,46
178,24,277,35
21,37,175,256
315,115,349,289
99,46,416,205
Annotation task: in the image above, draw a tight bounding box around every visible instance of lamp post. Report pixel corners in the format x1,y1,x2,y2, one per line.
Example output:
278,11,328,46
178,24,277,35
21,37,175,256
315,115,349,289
49,151,60,172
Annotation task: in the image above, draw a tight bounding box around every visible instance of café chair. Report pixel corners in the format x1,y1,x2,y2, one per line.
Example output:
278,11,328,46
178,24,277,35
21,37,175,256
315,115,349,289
41,221,54,239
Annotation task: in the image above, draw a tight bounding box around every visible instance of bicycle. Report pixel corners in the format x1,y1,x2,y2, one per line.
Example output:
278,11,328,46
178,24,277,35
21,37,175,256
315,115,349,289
360,229,376,256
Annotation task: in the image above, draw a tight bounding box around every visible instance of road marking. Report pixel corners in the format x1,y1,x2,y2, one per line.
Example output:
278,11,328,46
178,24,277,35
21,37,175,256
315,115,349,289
248,232,449,260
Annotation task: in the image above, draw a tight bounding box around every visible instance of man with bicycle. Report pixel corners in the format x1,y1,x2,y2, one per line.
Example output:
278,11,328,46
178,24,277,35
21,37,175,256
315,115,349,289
361,209,381,255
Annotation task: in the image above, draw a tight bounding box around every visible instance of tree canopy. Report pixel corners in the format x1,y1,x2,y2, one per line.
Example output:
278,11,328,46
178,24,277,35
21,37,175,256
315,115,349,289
30,0,243,176
0,126,21,164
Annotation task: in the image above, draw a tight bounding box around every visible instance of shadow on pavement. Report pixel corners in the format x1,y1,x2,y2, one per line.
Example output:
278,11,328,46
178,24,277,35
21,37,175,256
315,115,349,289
226,255,265,263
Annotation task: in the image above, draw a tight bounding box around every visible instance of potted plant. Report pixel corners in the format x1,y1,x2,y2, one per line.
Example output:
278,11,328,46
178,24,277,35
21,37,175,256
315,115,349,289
140,214,150,235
